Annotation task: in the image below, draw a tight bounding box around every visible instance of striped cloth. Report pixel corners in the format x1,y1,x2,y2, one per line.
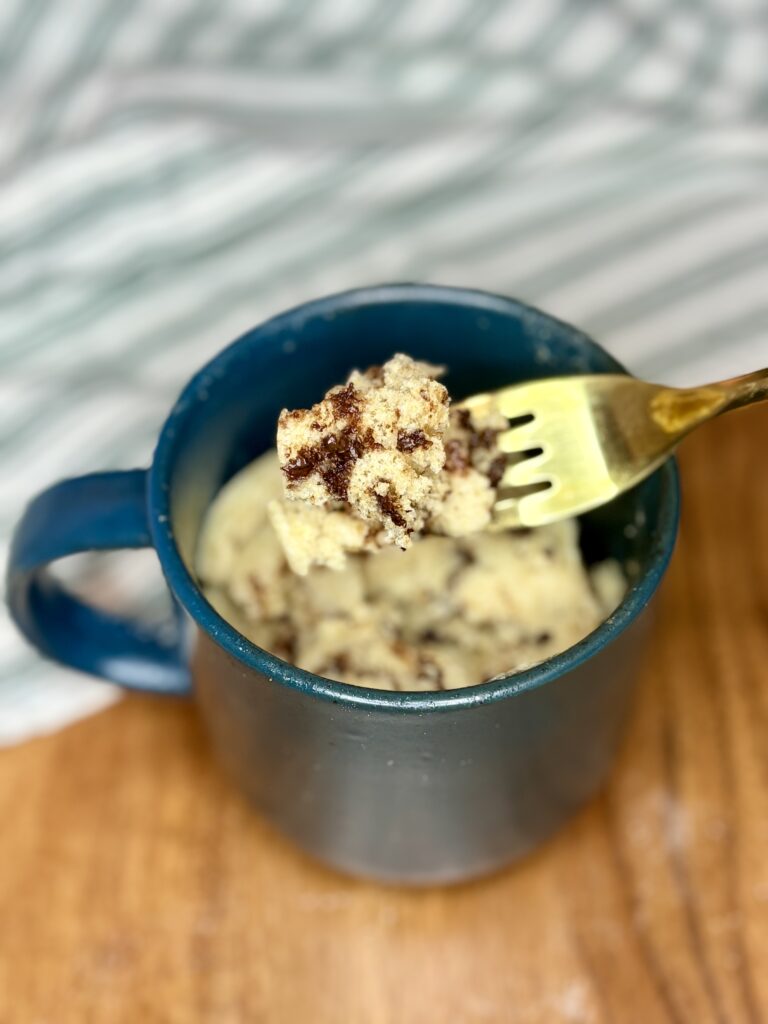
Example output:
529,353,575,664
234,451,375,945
1,0,766,744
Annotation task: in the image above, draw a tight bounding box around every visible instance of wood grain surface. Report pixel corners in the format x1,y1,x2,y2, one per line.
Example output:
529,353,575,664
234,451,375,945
1,406,767,1024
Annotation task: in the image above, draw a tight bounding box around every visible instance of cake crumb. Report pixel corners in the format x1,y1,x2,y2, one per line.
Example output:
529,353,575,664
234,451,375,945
197,452,627,692
277,354,449,551
268,499,375,576
276,356,510,571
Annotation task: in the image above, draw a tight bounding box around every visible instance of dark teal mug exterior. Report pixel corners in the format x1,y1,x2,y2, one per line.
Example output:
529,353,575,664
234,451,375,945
7,285,679,884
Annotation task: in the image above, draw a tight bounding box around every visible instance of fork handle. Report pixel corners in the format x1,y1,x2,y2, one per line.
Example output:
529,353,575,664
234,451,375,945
653,367,768,436
715,368,768,413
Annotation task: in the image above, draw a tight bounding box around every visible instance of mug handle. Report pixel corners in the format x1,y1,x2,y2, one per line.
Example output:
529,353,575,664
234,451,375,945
6,469,191,695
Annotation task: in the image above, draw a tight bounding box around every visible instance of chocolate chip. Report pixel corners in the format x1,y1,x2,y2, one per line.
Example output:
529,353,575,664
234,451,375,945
444,438,470,473
283,447,322,482
274,634,297,661
396,428,430,453
374,487,408,530
328,382,362,422
447,547,474,589
318,430,358,501
418,629,441,643
457,545,476,566
534,632,552,646
283,422,381,501
332,427,379,499
456,408,473,431
417,652,446,690
473,428,499,451
328,653,350,674
488,455,507,487
455,408,499,451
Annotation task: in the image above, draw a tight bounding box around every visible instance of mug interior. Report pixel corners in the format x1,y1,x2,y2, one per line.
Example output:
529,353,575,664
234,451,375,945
150,284,679,707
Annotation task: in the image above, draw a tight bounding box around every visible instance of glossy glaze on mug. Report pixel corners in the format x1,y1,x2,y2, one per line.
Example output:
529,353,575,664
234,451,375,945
7,285,679,883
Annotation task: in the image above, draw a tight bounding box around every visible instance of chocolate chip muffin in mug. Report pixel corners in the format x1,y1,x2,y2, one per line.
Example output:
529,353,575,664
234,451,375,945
196,355,625,691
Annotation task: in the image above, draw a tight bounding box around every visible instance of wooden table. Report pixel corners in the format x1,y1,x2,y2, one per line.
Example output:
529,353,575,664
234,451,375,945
2,406,767,1024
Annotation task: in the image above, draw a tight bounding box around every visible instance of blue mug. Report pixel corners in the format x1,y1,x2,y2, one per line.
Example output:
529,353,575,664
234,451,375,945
7,285,679,884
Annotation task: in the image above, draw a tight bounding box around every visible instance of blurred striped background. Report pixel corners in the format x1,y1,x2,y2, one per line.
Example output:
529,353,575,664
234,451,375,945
1,0,766,742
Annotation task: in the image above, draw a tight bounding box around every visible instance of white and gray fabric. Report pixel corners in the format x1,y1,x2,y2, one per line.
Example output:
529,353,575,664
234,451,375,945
1,0,766,744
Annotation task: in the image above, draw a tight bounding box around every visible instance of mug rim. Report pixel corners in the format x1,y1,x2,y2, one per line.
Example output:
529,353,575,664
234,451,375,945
148,283,680,712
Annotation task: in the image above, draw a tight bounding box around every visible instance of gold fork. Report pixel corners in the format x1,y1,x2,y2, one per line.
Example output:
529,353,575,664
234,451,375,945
457,367,768,528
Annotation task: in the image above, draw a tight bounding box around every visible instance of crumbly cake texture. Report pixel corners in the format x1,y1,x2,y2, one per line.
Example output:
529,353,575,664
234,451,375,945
273,354,508,573
196,451,626,692
267,499,374,577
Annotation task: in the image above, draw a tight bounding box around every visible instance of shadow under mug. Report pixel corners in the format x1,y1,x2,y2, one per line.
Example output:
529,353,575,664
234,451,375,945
7,284,679,885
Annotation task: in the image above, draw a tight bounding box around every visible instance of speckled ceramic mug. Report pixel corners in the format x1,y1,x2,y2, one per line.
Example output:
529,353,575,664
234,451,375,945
7,285,679,884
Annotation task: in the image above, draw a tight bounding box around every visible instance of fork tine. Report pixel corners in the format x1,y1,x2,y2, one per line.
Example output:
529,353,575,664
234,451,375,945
500,451,552,488
458,385,538,423
497,421,539,452
515,487,563,526
493,488,563,529
456,394,497,420
488,495,523,528
490,385,539,421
